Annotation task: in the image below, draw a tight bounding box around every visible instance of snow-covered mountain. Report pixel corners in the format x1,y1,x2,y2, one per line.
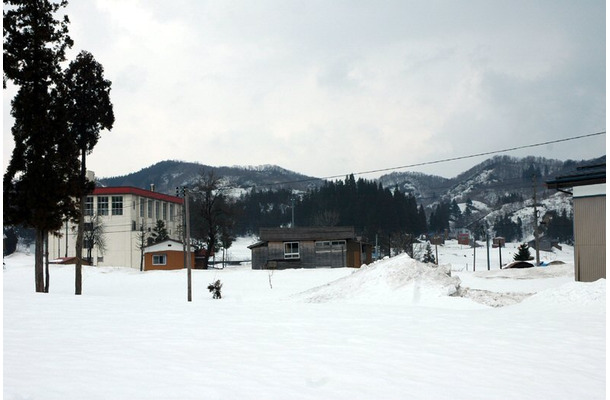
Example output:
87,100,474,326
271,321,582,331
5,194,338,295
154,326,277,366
98,160,322,194
99,155,603,236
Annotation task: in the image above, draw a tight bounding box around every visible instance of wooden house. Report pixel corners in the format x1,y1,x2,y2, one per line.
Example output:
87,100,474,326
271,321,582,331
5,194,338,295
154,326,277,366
248,226,372,269
547,163,605,282
144,239,195,271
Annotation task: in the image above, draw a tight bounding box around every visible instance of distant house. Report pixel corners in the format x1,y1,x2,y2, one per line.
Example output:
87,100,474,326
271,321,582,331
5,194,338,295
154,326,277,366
48,185,184,268
248,226,372,269
144,240,195,271
547,163,605,282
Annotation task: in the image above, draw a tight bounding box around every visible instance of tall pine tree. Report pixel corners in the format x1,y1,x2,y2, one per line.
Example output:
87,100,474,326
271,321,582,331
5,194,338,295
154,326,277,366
4,0,78,292
62,50,114,294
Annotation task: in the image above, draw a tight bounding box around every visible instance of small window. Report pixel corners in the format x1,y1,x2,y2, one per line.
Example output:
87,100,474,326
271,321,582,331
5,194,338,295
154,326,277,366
170,204,175,221
153,254,167,265
147,199,153,218
284,242,300,259
111,196,123,215
97,197,109,215
132,221,137,231
162,203,167,220
155,201,160,220
84,197,94,216
139,199,145,217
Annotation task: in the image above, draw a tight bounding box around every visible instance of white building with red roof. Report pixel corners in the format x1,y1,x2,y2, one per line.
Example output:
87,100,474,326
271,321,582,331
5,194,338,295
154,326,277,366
48,186,184,268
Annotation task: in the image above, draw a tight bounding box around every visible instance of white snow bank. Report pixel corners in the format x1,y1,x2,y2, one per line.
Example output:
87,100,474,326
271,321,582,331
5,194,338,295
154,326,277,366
520,279,606,309
472,263,574,280
294,254,464,306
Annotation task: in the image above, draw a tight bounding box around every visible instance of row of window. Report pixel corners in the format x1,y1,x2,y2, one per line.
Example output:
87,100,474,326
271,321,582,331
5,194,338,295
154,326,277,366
84,196,177,221
84,196,123,216
283,240,346,259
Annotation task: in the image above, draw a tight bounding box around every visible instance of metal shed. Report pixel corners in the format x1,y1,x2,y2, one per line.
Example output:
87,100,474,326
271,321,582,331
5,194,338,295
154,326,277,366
547,163,606,282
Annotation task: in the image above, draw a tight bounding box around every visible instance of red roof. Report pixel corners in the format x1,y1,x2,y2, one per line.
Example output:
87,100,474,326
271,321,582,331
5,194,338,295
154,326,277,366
93,186,184,204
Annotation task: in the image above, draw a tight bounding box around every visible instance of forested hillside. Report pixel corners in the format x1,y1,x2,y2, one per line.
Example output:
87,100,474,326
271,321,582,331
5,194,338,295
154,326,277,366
91,155,604,255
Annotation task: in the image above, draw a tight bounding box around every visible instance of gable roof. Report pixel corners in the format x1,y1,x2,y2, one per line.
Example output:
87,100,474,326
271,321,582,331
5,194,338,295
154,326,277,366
259,226,357,242
546,163,606,190
144,239,194,253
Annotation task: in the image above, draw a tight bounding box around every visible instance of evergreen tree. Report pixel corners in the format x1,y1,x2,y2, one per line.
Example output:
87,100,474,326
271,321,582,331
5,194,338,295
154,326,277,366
544,210,574,243
422,243,436,264
494,214,522,242
449,199,462,222
513,243,531,261
62,50,114,294
149,220,169,244
4,0,78,292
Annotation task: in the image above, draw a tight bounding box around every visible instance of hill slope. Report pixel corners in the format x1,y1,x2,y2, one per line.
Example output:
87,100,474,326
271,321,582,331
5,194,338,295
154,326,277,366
99,160,321,194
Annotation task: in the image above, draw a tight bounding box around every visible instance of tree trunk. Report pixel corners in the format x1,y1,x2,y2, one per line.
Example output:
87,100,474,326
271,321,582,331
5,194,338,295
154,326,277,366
75,147,86,295
35,229,45,292
75,194,84,295
44,234,50,293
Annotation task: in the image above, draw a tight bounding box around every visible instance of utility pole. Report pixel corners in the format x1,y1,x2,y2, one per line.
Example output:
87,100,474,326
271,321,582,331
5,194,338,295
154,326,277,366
473,238,476,272
185,190,192,302
532,175,541,266
486,227,490,271
177,186,192,302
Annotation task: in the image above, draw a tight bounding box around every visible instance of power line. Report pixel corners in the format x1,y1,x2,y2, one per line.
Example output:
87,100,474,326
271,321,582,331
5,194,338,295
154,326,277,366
256,131,605,187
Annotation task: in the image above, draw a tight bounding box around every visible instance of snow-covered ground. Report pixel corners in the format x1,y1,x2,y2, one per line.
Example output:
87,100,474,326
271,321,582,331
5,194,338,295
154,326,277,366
3,240,605,400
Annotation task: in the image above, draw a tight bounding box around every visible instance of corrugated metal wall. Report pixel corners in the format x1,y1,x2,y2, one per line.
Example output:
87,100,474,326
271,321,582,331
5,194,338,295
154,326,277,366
574,196,606,282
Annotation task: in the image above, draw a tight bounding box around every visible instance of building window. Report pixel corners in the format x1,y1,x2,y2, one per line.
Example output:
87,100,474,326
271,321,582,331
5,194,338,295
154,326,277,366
284,242,300,259
97,196,109,215
147,199,153,218
315,240,346,252
84,197,94,216
162,203,167,220
132,221,137,231
153,254,167,265
139,199,144,218
170,204,175,221
111,196,123,215
155,201,160,220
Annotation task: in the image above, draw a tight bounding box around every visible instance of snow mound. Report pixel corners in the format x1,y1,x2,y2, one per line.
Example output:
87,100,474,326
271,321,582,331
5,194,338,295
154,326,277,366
473,263,573,280
294,254,461,305
520,279,606,309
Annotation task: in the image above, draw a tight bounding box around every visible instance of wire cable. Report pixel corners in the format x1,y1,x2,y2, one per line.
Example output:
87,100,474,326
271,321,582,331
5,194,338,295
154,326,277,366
255,131,606,187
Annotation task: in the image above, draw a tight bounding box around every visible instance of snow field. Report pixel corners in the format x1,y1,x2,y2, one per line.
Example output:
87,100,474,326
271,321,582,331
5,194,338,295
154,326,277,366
3,241,605,400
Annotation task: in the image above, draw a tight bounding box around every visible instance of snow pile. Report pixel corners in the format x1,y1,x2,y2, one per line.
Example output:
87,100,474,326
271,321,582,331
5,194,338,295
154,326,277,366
473,263,574,280
294,254,461,305
520,279,606,309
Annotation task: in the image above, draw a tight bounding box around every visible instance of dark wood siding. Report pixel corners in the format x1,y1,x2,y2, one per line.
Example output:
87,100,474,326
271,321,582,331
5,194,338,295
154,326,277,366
250,227,372,269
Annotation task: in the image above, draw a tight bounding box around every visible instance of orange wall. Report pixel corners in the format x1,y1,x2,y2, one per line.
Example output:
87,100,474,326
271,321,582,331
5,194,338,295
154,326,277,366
145,250,195,271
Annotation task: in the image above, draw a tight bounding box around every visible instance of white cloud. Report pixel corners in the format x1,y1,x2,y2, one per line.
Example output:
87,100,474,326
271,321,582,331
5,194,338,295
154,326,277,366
3,0,605,180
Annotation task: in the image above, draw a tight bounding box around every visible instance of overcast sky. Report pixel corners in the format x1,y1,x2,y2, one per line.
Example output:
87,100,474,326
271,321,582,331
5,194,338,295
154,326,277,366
3,0,606,179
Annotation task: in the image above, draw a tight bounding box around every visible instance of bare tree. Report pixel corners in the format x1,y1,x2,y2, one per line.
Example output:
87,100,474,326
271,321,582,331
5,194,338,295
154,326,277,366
191,170,236,269
136,223,151,272
83,214,106,264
